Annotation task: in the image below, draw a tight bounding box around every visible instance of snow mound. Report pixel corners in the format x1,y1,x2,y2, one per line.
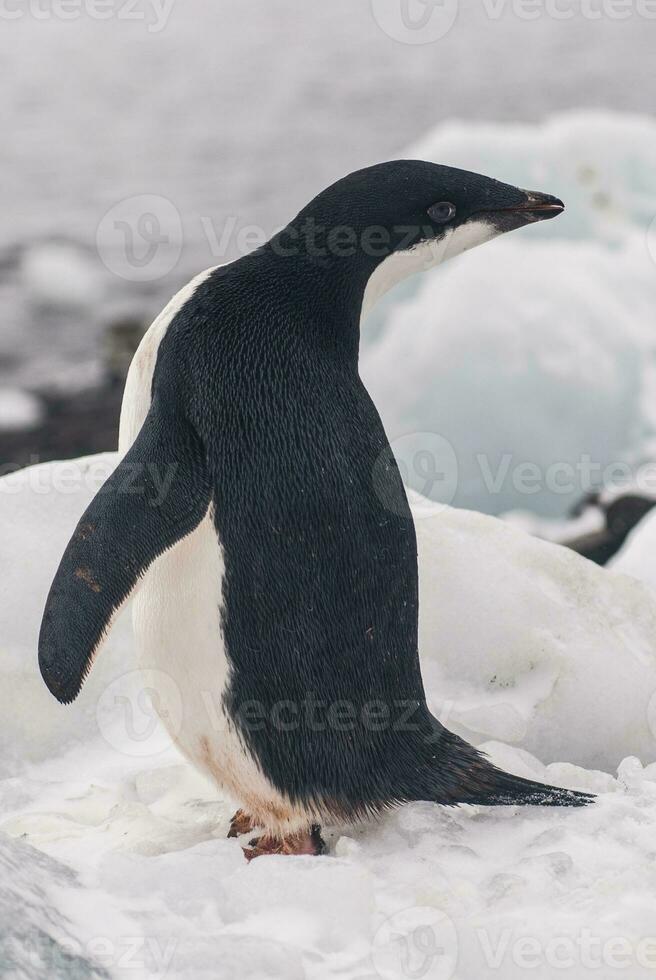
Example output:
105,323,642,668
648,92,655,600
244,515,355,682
361,112,656,519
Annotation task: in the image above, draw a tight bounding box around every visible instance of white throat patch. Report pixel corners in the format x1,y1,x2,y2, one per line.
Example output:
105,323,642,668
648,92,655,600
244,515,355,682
361,219,496,320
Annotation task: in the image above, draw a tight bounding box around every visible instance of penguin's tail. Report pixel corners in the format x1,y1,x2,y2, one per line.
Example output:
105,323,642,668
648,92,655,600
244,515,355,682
412,724,594,809
452,762,593,808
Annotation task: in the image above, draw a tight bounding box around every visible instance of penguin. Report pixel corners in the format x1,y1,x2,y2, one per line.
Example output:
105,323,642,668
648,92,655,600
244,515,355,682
39,161,592,858
562,490,655,565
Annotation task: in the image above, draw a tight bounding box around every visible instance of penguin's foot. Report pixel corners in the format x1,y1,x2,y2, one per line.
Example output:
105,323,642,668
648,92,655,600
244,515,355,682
243,824,326,861
227,809,259,838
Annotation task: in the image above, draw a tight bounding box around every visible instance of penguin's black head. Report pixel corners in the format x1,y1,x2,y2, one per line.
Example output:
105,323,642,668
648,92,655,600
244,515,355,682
272,160,564,315
604,494,655,539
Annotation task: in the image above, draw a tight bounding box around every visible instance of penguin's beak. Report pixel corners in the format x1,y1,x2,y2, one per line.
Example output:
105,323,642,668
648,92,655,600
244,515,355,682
474,188,564,235
494,189,565,225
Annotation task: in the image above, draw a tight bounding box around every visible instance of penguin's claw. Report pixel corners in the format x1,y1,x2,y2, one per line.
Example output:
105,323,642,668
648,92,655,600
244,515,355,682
227,809,259,838
243,824,326,861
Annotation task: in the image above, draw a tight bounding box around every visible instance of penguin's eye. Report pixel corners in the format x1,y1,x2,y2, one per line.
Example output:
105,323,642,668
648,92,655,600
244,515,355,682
428,201,456,223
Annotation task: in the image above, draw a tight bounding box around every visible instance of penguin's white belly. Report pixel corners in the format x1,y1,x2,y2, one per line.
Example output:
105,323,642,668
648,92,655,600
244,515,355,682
132,512,312,833
132,507,229,773
119,267,313,832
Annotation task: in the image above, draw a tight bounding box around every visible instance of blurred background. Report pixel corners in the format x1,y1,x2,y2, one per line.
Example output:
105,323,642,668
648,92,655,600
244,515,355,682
2,0,655,524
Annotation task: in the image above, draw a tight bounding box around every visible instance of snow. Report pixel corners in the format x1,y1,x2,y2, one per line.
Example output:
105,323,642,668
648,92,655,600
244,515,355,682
4,456,656,978
361,112,656,519
610,509,656,594
21,243,103,311
0,833,115,980
0,455,128,774
412,489,656,772
501,503,605,544
0,389,43,432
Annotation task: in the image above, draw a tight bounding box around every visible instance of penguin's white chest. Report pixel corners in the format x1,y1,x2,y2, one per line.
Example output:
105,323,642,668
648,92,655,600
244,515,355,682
131,506,228,762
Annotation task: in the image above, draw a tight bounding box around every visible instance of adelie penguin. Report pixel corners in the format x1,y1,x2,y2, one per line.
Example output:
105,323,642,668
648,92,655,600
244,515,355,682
39,161,592,858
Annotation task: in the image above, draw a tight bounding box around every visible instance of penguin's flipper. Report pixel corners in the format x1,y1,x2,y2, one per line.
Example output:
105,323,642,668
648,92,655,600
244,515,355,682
38,410,211,704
